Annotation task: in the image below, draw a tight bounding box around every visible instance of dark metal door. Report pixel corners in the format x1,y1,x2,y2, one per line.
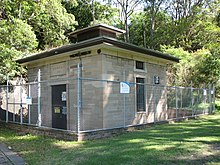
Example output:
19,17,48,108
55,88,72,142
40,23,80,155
52,84,67,130
136,78,145,112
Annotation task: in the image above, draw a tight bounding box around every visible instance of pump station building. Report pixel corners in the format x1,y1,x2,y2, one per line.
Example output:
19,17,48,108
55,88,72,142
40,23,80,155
16,24,180,133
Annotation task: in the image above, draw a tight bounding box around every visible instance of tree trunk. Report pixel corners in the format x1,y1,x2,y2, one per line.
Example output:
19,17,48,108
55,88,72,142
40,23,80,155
91,0,95,24
125,17,129,42
150,0,155,49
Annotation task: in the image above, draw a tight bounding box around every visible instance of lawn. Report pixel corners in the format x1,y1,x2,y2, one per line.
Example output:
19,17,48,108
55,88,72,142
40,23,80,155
0,113,220,165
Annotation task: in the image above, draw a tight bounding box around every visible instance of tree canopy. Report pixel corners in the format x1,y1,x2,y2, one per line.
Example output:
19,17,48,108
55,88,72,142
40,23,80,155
129,0,220,91
0,0,77,82
64,0,118,29
0,0,219,94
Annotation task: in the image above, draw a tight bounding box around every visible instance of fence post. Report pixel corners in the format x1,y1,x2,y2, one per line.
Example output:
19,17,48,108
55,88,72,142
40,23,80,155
13,82,15,122
153,85,156,125
175,86,178,118
191,86,194,117
203,88,206,114
213,85,215,112
123,92,126,127
20,75,23,124
123,71,126,127
37,69,41,127
208,84,211,114
77,63,81,134
208,84,214,114
6,76,9,123
28,84,31,124
180,88,183,110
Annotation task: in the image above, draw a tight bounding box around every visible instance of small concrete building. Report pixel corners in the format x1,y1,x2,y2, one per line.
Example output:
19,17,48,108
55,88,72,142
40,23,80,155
17,24,179,131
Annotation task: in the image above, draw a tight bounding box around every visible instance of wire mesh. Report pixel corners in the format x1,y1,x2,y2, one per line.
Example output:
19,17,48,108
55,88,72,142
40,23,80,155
0,77,215,132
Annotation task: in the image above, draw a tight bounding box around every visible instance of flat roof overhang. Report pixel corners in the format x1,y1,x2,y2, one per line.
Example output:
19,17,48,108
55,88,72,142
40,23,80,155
69,23,126,37
16,36,179,64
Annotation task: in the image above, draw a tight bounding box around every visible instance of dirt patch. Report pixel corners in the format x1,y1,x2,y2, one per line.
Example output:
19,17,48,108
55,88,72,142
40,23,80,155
177,144,220,164
211,143,220,151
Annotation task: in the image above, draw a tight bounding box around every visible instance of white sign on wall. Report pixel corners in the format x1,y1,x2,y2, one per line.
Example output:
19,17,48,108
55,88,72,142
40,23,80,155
26,96,32,105
120,82,130,94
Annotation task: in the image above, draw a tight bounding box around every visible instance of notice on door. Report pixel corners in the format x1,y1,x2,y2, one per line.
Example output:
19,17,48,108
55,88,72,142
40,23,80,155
120,82,130,94
62,106,67,115
54,107,61,113
62,92,66,101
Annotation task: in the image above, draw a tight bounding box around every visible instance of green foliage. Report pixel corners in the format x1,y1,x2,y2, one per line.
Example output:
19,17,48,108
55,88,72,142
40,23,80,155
192,52,220,87
0,19,37,51
29,0,77,49
129,12,148,47
0,44,23,83
162,47,220,90
137,0,220,91
130,10,172,49
64,0,118,29
188,14,220,52
0,18,37,83
1,0,77,49
91,1,118,25
217,13,220,27
0,0,78,83
0,0,219,89
215,83,220,99
215,100,220,111
161,46,193,86
130,0,220,52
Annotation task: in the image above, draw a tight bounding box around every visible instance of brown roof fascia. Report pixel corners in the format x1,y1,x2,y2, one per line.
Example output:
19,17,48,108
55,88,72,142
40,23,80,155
16,38,104,64
104,37,179,63
16,36,179,64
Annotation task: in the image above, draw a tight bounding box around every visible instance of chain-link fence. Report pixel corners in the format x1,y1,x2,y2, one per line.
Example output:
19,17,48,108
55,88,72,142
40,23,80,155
0,76,215,133
0,81,39,125
79,79,214,131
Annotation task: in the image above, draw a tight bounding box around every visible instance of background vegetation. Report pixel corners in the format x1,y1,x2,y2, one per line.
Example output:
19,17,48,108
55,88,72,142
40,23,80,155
0,0,219,96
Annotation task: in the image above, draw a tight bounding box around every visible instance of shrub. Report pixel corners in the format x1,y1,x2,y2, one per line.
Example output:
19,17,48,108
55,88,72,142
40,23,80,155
215,100,220,111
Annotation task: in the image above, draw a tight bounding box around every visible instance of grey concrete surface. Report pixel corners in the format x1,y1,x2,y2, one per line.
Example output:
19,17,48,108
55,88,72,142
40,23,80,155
0,144,25,165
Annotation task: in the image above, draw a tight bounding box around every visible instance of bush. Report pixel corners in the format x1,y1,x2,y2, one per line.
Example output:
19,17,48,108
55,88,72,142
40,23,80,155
215,100,220,111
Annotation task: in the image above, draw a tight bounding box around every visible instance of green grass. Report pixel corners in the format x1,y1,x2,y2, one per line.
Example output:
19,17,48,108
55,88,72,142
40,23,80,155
1,113,220,165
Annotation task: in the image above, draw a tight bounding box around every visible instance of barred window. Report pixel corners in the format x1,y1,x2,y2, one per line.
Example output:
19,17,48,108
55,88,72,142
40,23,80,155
136,61,144,70
136,77,145,112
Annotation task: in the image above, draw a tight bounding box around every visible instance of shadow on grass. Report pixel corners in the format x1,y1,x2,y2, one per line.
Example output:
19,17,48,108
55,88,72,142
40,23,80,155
0,113,220,165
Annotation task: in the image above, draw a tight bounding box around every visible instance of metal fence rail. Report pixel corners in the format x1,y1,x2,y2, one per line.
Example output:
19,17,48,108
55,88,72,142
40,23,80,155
0,76,215,133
